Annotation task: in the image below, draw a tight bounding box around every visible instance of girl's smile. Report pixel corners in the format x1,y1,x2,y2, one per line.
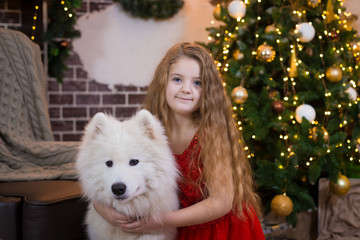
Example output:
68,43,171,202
176,96,193,101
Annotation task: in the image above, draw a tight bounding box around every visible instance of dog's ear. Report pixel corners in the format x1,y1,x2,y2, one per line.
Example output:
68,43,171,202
85,112,107,139
135,109,163,140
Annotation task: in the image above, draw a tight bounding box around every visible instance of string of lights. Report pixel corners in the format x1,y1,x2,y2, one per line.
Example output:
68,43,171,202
208,0,360,167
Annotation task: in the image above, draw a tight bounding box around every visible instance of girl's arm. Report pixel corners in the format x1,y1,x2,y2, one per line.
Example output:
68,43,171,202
120,176,234,233
166,188,234,227
92,201,135,226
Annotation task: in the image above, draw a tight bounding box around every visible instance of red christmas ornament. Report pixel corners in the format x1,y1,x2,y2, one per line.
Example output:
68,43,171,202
59,40,69,50
271,100,285,114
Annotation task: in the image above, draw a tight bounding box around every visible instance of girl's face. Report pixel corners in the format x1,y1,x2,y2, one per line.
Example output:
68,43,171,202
166,57,202,118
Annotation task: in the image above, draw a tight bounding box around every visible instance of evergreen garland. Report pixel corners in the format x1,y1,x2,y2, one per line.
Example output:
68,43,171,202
44,0,81,83
114,0,184,20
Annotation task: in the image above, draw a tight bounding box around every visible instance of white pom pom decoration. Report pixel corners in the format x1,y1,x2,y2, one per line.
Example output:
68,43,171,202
345,87,357,101
295,22,315,43
295,104,316,123
227,0,246,19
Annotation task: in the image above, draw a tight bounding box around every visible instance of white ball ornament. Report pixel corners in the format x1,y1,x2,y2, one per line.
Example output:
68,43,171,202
345,87,357,101
227,0,246,19
295,104,316,123
295,22,315,42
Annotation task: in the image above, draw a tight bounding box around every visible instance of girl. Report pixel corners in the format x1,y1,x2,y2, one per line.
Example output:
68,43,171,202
94,42,265,239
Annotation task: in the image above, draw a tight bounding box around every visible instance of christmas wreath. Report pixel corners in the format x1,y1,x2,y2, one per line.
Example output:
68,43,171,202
114,0,184,20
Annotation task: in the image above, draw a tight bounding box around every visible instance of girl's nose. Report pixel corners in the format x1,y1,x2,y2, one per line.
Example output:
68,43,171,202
181,81,191,93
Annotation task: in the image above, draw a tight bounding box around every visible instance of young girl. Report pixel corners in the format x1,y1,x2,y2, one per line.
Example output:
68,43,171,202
93,42,264,239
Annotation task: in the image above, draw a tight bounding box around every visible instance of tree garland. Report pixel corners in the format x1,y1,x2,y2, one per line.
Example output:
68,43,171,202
114,0,184,20
44,0,81,83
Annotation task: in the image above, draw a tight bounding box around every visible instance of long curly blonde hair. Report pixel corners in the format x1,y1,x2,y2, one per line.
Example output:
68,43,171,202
143,42,261,219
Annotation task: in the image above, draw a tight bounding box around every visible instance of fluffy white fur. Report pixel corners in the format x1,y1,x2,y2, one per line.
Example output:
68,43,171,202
76,110,179,240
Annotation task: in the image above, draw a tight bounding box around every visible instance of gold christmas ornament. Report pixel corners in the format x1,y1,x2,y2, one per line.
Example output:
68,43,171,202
265,24,276,33
213,4,222,21
233,49,244,60
257,44,276,62
271,194,293,217
231,86,248,104
289,50,298,78
325,66,343,82
330,174,351,196
307,0,320,8
325,0,336,24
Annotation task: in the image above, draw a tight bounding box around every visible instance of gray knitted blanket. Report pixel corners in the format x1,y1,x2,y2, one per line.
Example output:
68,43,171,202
0,27,80,181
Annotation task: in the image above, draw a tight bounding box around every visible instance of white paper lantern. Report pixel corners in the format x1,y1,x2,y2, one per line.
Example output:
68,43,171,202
295,104,316,123
295,22,315,42
345,87,357,101
227,0,246,19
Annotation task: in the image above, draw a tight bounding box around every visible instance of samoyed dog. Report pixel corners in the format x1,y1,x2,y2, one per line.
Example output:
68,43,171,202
76,110,179,240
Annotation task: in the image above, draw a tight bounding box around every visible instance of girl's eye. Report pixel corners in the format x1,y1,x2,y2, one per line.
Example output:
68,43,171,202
194,80,202,86
129,159,139,166
172,77,181,83
106,160,113,167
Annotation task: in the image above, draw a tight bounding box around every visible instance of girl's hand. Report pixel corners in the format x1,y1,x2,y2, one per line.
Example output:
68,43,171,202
119,216,164,233
92,201,133,227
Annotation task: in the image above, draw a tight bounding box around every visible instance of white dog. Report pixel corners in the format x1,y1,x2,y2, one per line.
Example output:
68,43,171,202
76,110,179,240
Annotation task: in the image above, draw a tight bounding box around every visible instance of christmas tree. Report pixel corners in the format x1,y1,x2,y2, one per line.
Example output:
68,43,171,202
203,0,360,223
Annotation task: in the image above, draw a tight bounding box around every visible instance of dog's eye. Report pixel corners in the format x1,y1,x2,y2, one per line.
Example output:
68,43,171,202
129,159,139,166
105,160,113,167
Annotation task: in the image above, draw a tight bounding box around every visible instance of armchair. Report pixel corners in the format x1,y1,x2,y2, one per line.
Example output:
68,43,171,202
0,27,87,240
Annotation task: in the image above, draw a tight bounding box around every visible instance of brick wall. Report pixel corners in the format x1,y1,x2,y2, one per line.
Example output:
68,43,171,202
0,0,21,30
1,0,147,141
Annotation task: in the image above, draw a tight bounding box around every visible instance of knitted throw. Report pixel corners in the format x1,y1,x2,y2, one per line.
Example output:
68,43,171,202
0,27,80,181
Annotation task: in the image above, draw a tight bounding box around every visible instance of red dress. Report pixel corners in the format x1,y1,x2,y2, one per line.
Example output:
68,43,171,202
174,135,265,240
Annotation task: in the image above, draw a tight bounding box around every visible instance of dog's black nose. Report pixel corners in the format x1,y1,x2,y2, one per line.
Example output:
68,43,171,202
112,183,127,196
